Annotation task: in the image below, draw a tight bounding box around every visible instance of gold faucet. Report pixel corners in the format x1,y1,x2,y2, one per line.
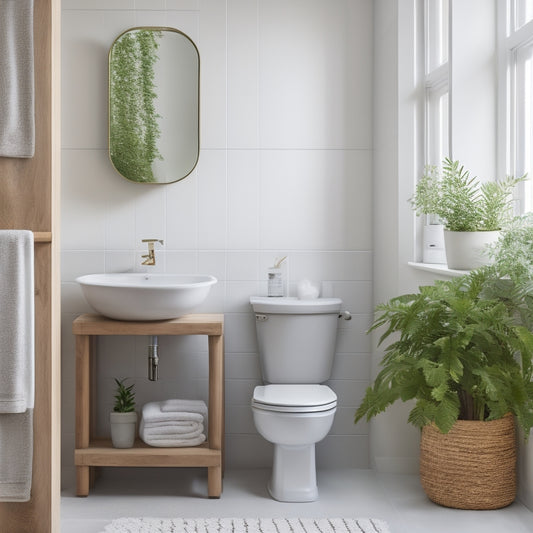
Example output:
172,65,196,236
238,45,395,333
141,239,164,266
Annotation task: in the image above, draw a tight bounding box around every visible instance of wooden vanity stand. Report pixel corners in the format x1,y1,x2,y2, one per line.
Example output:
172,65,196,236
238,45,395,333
73,313,224,498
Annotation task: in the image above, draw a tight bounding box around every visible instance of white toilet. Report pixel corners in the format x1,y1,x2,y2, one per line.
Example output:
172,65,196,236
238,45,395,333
250,296,342,502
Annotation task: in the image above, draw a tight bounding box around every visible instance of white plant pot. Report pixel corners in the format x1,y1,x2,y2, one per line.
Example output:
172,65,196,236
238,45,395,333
110,411,137,448
443,230,500,270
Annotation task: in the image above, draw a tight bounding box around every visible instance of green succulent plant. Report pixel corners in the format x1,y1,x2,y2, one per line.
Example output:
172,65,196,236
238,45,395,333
410,158,524,232
113,378,136,413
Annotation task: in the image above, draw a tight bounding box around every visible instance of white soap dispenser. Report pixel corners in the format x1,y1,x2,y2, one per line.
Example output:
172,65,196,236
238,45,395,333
268,256,287,297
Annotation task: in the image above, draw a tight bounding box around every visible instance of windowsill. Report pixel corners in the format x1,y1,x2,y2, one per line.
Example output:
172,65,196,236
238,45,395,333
408,262,470,277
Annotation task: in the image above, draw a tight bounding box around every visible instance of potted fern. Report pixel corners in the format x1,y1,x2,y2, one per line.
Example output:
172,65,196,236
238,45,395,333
355,268,533,509
411,158,523,269
110,378,137,448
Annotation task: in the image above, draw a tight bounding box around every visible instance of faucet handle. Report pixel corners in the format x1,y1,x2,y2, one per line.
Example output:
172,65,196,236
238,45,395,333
140,239,164,266
142,238,164,245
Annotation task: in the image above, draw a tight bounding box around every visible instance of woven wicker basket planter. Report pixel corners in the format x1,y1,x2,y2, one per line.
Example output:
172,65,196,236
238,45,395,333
419,413,516,510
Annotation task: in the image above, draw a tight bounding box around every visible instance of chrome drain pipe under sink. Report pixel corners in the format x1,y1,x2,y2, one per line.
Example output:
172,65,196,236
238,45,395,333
148,335,159,381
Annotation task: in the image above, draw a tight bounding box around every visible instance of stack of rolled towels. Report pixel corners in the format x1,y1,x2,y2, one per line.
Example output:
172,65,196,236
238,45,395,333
139,399,207,447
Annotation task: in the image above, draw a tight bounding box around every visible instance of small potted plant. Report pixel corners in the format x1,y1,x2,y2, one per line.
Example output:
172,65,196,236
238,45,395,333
110,378,137,448
355,268,533,509
410,158,524,269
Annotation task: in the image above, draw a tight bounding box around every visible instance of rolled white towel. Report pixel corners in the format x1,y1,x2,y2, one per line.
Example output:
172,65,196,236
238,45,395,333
141,422,204,436
139,419,203,440
142,413,203,427
140,433,206,448
143,429,204,442
160,399,207,417
142,401,204,424
140,417,204,444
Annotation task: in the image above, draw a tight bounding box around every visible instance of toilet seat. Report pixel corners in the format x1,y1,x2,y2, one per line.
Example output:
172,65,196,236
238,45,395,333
252,384,337,413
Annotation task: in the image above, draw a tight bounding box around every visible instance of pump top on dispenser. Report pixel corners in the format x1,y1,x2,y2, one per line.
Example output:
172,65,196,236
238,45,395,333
268,256,286,297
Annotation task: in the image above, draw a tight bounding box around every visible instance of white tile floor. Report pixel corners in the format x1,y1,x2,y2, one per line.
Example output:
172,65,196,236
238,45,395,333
61,468,533,533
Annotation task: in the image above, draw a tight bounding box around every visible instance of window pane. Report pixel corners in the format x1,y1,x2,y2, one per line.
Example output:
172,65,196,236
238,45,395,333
426,0,449,73
516,44,533,211
439,92,449,163
516,0,533,30
427,89,449,166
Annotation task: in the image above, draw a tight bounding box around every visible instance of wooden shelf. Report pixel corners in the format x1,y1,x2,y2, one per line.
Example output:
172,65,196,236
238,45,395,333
75,440,221,468
74,313,224,498
73,313,223,336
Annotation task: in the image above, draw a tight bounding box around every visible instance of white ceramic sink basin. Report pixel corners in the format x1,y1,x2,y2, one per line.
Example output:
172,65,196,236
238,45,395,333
76,273,217,321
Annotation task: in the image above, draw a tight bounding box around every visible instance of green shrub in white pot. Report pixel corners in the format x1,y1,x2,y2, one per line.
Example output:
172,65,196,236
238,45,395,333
410,158,524,269
110,378,137,448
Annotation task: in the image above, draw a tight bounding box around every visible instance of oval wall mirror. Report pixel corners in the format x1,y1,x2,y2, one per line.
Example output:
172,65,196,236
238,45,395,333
109,27,200,184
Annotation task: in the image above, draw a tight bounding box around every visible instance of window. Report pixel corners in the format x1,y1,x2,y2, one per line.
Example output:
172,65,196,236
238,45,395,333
416,0,450,263
412,0,497,269
499,0,533,212
515,0,533,30
424,0,449,167
425,0,448,72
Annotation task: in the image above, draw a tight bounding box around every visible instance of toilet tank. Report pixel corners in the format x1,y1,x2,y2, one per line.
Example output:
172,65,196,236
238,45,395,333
250,296,342,384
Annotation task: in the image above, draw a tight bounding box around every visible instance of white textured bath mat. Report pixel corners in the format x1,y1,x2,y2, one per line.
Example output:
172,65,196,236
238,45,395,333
100,517,390,533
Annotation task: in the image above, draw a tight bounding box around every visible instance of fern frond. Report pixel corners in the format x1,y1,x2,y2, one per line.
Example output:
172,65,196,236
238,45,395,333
434,391,461,433
408,400,437,429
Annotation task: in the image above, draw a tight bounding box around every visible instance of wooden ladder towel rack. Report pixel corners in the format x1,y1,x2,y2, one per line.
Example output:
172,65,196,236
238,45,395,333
33,232,53,243
0,0,61,531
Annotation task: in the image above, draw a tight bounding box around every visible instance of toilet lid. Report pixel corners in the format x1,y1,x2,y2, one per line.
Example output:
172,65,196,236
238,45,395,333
252,384,337,413
250,296,342,315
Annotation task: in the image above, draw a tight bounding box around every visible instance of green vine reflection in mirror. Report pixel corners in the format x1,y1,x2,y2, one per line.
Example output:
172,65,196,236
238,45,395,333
109,29,163,183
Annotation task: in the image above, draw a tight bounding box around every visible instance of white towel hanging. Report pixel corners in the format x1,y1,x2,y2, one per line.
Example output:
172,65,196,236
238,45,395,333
0,230,34,412
0,229,35,502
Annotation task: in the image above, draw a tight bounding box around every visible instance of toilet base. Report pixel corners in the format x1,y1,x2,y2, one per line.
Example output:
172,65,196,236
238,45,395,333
269,443,318,502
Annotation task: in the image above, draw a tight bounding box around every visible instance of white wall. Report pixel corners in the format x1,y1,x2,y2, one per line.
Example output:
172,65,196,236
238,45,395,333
371,0,422,475
60,0,374,485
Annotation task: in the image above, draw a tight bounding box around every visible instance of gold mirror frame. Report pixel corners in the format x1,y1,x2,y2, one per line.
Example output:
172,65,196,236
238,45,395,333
108,27,200,184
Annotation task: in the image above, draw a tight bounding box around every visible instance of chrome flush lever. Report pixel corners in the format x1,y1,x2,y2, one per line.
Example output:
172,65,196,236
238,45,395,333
339,311,352,321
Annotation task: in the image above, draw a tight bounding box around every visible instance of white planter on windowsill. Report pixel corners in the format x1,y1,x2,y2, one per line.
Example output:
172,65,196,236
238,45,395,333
443,230,500,270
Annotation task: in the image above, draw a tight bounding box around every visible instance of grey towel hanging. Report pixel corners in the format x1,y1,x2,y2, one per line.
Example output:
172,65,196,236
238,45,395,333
0,0,35,158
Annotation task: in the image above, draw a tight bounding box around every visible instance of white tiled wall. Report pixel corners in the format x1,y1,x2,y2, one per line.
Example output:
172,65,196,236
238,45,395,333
61,0,373,484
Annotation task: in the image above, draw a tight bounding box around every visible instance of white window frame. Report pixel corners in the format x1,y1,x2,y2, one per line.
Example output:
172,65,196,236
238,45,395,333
425,67,449,167
423,0,450,169
498,0,533,213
